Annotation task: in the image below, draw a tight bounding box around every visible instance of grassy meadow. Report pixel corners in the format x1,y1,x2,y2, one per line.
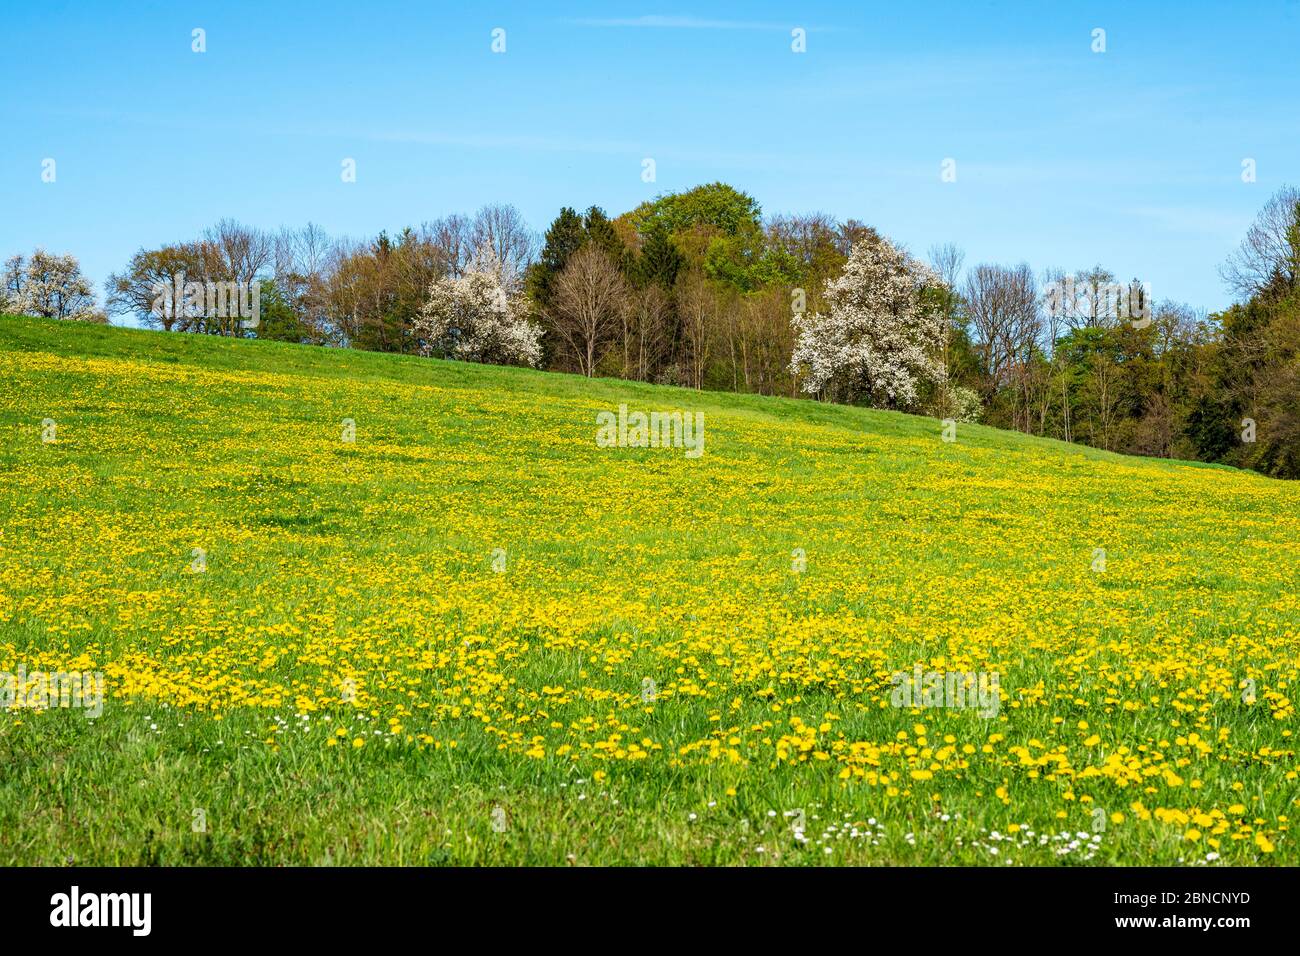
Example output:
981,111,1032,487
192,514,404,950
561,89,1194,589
1,314,1297,865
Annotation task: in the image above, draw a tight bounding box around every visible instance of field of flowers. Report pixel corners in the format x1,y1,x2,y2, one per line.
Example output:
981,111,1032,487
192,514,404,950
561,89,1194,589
1,315,1298,865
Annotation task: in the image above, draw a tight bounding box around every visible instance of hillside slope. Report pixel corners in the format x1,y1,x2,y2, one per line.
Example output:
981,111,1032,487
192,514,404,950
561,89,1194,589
1,315,1297,865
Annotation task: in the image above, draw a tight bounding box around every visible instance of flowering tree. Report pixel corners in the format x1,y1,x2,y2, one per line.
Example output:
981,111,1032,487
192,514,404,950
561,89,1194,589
2,249,104,322
413,244,541,367
790,235,945,408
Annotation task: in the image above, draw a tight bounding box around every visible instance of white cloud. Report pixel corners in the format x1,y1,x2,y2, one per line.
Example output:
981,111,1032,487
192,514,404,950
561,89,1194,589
568,16,796,31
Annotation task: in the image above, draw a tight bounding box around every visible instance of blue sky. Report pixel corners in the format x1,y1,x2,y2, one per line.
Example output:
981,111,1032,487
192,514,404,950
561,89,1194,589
3,0,1298,317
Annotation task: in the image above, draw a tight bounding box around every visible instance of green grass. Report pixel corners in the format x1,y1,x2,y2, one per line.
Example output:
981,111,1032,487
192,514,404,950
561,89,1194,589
1,314,1297,866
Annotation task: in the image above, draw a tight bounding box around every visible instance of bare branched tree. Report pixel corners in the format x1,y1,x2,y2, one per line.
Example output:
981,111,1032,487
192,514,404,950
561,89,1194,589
203,219,271,289
965,263,1038,389
546,245,628,376
964,262,1041,430
422,214,474,277
676,269,716,390
471,204,537,290
927,242,965,290
1220,184,1300,298
624,282,671,382
105,244,207,331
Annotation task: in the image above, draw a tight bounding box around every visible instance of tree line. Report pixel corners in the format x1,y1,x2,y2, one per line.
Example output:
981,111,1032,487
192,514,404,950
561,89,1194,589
4,181,1297,478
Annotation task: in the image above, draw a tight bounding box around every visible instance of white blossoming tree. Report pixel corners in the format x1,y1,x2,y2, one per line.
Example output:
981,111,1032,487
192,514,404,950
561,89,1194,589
2,249,105,322
413,243,542,367
790,235,946,408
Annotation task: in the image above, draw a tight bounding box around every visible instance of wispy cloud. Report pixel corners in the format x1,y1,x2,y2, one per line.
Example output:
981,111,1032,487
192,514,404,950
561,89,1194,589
29,105,813,173
568,15,797,31
358,125,809,172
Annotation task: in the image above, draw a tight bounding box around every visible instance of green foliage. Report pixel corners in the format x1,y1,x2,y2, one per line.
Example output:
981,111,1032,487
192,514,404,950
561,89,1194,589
536,207,585,279
626,183,772,291
253,281,313,344
627,182,763,239
1185,393,1239,462
632,229,684,289
581,207,631,272
528,206,632,306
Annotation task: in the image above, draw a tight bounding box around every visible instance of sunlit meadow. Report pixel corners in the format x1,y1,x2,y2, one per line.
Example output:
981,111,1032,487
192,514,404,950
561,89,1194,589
1,315,1297,865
